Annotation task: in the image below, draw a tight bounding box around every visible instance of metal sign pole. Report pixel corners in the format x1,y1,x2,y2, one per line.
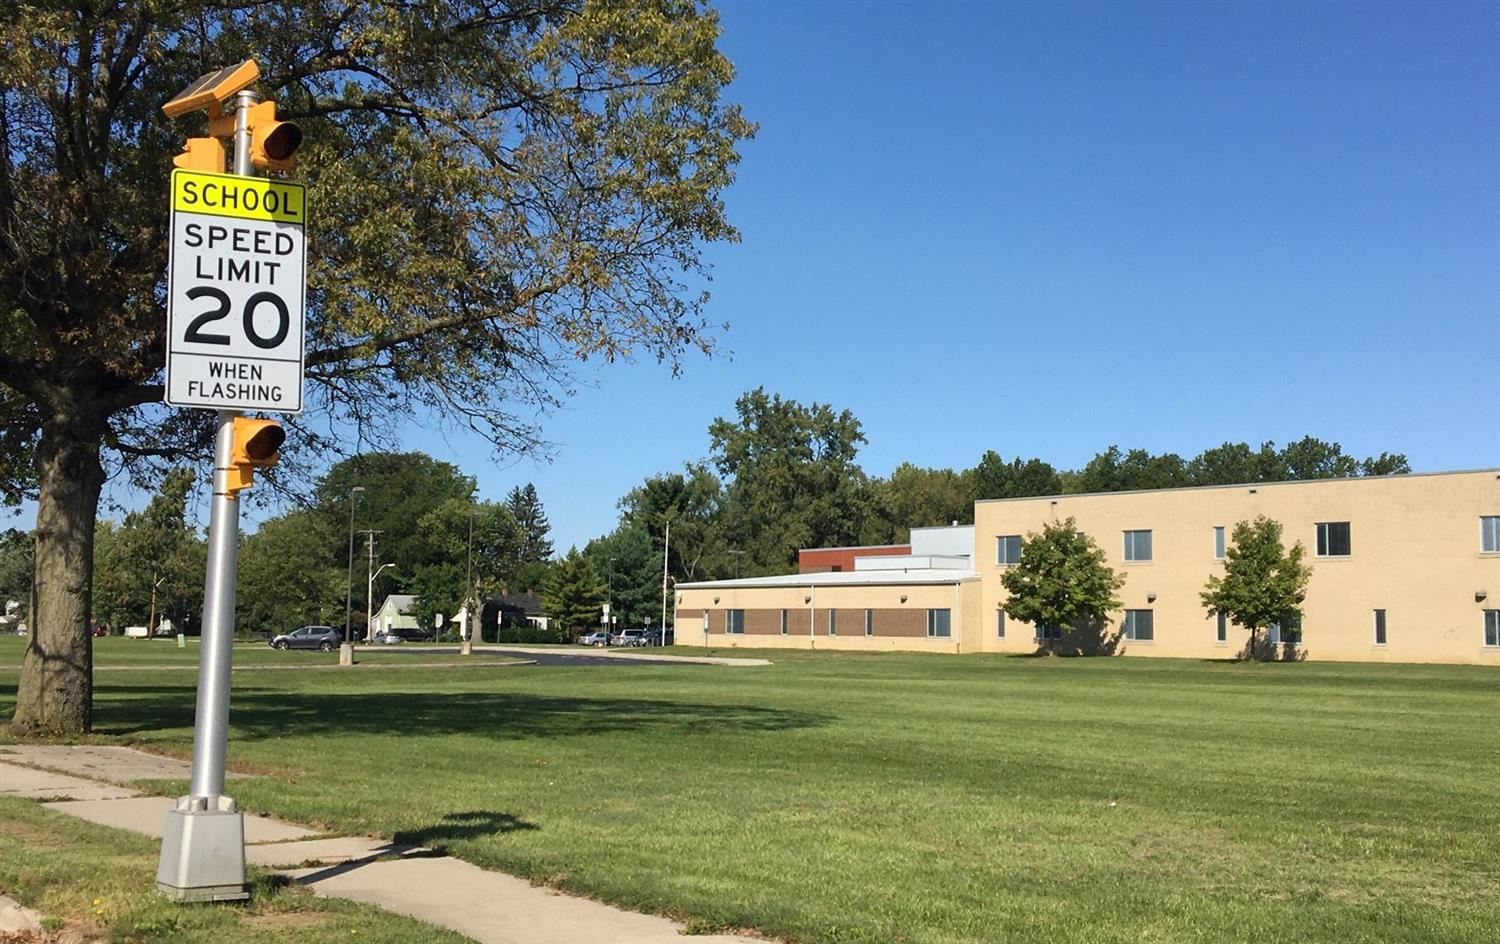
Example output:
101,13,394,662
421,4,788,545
157,89,259,904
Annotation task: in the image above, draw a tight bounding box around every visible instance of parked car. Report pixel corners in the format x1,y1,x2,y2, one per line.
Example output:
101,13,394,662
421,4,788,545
610,628,648,647
392,627,435,642
578,630,610,646
269,625,342,652
641,629,672,647
373,630,405,645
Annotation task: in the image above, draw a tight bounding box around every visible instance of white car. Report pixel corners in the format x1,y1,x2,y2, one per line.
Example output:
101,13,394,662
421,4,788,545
373,630,405,645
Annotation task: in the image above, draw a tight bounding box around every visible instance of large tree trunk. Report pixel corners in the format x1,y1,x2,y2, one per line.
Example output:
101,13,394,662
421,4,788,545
11,411,106,735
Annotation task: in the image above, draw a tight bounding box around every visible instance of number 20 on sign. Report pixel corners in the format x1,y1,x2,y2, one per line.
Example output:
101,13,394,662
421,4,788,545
165,169,307,413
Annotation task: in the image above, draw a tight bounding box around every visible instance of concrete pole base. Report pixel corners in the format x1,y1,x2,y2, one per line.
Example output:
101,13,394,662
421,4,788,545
459,639,473,656
338,642,355,666
156,796,248,902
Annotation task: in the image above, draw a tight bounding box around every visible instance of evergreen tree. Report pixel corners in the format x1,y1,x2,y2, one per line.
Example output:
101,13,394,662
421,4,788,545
542,548,607,635
507,484,554,563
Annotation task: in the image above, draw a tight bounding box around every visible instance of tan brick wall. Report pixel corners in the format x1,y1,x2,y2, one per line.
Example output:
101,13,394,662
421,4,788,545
675,581,978,651
975,469,1500,663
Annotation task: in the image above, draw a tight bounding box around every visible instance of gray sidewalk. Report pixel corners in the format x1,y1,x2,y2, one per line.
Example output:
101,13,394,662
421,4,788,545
0,744,760,944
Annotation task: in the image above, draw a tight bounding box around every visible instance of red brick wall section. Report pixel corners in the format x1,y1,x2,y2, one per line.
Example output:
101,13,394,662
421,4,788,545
797,545,911,574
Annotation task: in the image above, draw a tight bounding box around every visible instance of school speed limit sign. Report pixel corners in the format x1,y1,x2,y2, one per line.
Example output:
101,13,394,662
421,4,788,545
165,169,306,413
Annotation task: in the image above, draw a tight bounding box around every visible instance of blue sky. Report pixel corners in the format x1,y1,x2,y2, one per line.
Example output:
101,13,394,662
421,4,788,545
472,0,1499,551
20,1,1497,553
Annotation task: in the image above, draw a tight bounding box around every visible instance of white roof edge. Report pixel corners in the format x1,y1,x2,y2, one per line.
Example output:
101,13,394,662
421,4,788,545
676,571,980,590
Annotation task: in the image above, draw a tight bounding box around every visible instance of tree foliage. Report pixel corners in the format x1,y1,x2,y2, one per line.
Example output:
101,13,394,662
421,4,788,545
971,452,1063,502
91,469,204,631
1000,518,1124,648
4,0,751,733
0,529,33,615
584,522,657,627
542,546,606,633
238,510,344,634
506,484,554,564
862,464,974,545
619,463,723,584
315,452,480,595
1200,516,1312,659
407,498,523,631
709,388,868,572
1076,438,1410,493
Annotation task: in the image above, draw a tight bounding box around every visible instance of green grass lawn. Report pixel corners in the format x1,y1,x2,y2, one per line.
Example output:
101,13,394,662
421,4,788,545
3,635,1498,943
37,636,527,669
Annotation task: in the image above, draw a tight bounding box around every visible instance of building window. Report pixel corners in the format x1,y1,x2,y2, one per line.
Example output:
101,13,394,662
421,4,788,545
1213,526,1226,560
1373,609,1387,646
1316,521,1351,557
996,535,1022,565
1267,617,1301,646
996,609,1006,639
1035,623,1063,641
1124,530,1153,562
1216,612,1227,643
1483,516,1500,553
927,608,952,638
865,608,874,636
779,609,788,635
1485,610,1500,648
1123,609,1154,641
725,609,744,635
828,610,838,635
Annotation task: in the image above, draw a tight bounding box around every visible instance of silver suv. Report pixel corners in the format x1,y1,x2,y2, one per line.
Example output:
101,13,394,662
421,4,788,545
269,625,342,652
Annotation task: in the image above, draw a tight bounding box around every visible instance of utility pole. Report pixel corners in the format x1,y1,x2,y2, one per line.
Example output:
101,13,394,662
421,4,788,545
359,530,382,643
343,486,364,654
462,508,476,655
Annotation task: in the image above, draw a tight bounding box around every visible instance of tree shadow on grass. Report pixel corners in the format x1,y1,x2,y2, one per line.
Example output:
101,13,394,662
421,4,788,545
393,810,539,851
86,688,829,741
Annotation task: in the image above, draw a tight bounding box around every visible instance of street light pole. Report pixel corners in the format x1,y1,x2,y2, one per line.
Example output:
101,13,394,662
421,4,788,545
606,556,615,628
660,518,670,646
343,487,364,649
463,507,476,654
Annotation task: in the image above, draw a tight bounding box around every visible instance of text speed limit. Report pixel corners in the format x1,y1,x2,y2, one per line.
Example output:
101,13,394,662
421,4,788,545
165,170,306,414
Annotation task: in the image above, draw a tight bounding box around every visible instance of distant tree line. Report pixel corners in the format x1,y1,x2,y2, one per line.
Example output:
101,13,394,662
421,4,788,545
574,386,1408,628
0,453,557,638
0,389,1407,640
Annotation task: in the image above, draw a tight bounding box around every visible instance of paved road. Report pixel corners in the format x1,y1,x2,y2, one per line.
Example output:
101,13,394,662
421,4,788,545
360,646,699,668
524,650,701,668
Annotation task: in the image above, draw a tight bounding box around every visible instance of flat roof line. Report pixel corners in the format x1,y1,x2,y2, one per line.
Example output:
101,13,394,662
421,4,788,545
973,468,1500,506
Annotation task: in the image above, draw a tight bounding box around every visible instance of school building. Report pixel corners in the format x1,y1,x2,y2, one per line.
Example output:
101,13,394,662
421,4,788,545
673,469,1500,665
